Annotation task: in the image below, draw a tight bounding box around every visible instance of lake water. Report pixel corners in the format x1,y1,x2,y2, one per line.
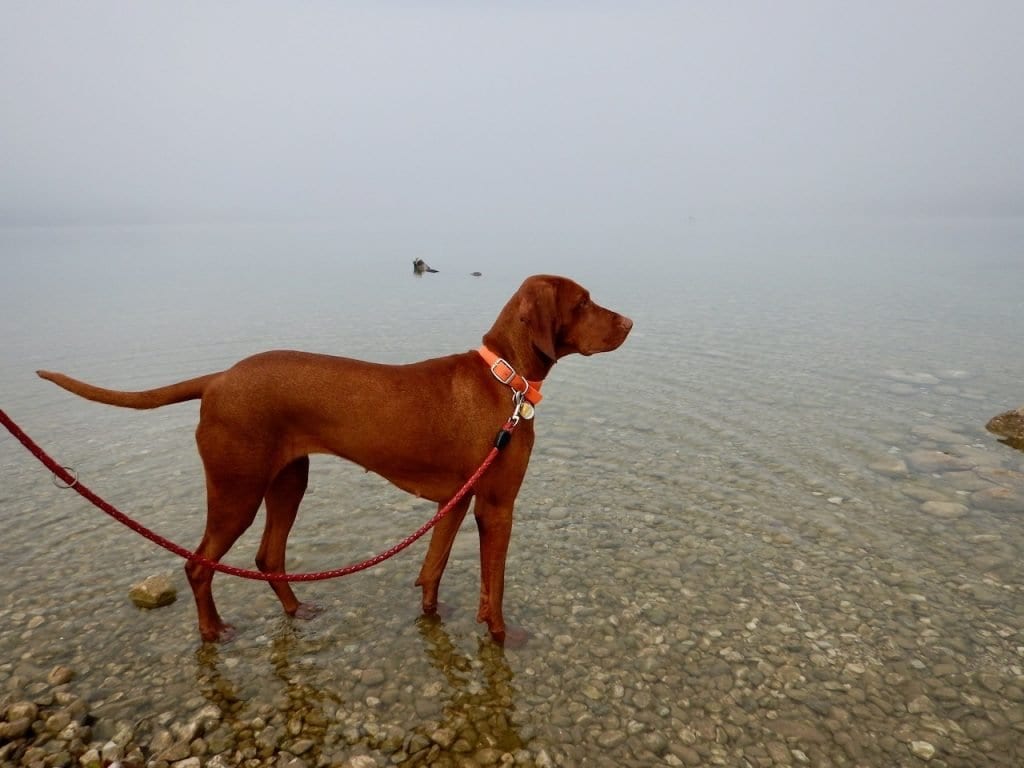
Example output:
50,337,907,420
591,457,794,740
1,217,1023,767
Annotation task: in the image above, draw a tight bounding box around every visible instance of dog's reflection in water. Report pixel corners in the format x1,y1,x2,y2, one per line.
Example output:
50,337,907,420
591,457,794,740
193,629,333,758
190,617,522,762
414,613,523,756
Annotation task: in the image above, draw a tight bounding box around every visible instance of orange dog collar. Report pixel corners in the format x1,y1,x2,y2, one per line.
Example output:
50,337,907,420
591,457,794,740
477,346,544,406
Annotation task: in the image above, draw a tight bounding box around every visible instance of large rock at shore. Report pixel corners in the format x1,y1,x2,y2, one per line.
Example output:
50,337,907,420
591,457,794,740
129,574,177,609
986,406,1024,451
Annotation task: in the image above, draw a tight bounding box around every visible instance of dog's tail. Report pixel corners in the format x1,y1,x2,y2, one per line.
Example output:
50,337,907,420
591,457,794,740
37,370,218,410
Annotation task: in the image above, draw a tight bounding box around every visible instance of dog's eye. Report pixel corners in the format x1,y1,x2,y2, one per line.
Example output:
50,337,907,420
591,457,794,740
577,297,591,310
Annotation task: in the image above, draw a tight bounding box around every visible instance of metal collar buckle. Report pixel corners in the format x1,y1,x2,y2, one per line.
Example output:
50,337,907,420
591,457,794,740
490,358,517,386
478,345,542,409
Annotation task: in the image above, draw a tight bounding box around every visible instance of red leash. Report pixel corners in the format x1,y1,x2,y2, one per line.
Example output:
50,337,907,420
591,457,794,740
0,408,518,582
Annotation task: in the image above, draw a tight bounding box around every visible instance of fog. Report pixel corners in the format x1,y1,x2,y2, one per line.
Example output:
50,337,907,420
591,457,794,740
3,1,1023,237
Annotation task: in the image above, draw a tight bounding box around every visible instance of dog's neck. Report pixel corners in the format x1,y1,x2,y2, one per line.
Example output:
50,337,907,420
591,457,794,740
476,345,544,406
479,331,554,384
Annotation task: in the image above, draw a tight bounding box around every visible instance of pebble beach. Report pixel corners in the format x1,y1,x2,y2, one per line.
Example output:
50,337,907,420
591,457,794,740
3,221,1023,766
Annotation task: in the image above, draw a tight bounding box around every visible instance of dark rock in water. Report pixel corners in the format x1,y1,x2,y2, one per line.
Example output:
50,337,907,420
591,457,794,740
412,258,439,276
129,574,177,609
471,271,482,277
986,406,1024,451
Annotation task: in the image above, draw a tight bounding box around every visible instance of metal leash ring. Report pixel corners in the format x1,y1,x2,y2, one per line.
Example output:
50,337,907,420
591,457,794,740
52,465,79,490
510,389,535,421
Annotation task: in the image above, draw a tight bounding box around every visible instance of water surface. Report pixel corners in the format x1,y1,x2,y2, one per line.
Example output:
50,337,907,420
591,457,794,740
2,217,1022,766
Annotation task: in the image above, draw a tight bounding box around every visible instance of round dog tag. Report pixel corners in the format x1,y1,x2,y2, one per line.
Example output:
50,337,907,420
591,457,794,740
519,402,535,420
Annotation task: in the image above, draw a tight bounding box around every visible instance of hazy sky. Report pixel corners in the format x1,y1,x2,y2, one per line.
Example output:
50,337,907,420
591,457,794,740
2,1,1022,231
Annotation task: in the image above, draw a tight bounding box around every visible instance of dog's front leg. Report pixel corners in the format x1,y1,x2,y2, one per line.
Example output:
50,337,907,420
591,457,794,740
415,495,472,615
474,498,527,647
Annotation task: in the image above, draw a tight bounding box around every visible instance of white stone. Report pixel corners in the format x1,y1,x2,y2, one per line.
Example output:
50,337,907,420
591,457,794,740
910,740,936,760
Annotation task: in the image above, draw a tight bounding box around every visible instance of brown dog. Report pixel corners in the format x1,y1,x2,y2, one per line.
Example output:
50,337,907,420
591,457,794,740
38,274,632,645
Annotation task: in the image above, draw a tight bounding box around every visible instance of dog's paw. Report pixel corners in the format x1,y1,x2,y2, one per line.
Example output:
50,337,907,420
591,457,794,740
201,622,237,644
490,624,530,649
290,602,324,621
422,601,454,620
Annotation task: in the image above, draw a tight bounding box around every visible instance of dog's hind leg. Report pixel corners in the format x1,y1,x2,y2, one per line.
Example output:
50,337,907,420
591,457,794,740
185,477,264,643
256,456,321,620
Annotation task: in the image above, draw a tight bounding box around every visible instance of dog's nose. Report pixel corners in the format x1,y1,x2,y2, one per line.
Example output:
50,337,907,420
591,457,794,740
619,316,634,332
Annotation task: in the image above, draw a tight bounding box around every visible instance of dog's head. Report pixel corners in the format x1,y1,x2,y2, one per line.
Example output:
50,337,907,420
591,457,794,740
516,275,632,362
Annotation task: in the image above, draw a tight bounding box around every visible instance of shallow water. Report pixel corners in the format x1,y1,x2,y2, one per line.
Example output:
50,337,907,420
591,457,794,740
2,218,1023,766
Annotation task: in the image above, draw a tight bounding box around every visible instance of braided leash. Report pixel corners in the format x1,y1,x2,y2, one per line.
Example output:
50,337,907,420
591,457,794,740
0,407,519,582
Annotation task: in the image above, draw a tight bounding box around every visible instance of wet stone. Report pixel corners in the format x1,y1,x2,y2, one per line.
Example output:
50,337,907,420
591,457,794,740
961,582,1004,605
431,727,457,748
669,743,703,765
907,695,933,714
128,574,178,609
45,710,71,733
101,740,122,763
868,457,909,477
920,501,968,519
944,471,996,492
359,668,386,686
474,747,504,765
976,466,1024,488
47,665,74,686
765,741,792,764
971,486,1024,513
906,450,973,474
985,406,1024,446
0,717,32,740
910,740,936,760
5,701,38,722
766,719,828,744
902,484,953,503
596,729,627,748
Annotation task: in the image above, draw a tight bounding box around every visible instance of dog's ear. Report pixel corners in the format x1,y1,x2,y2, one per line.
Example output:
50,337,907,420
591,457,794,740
519,282,558,362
